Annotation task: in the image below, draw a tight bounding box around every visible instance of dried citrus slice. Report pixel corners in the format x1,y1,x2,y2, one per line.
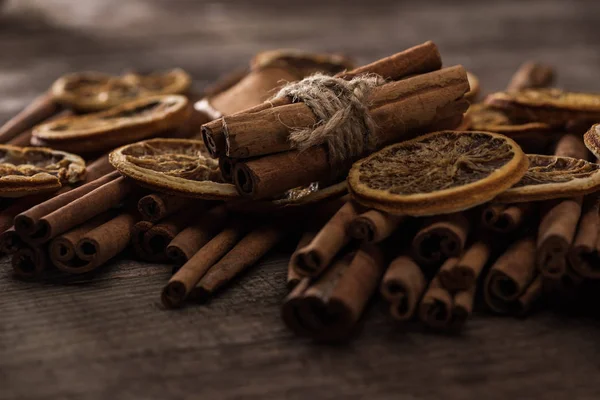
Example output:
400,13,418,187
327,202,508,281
495,154,600,203
32,95,189,153
348,131,528,216
485,88,600,126
250,49,354,77
0,145,85,197
466,103,553,134
465,71,480,101
583,123,600,159
51,69,191,112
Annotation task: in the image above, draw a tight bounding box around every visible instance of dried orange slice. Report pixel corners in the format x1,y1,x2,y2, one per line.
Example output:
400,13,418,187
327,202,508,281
0,145,85,197
348,131,528,216
485,88,600,126
250,49,354,77
495,154,600,203
583,123,600,159
466,103,553,134
51,69,191,112
32,95,189,153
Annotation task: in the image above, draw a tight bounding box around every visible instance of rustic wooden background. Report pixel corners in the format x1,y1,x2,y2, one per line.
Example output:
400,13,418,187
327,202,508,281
2,1,600,399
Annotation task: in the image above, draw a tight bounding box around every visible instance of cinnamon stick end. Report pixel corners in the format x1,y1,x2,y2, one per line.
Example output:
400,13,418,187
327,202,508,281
161,281,187,309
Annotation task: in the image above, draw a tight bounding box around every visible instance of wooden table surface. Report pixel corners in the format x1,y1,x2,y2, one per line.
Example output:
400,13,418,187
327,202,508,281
2,1,600,399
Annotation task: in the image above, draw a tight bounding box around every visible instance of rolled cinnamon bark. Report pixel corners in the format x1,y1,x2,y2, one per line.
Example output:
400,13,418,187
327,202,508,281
349,209,405,243
219,157,236,183
203,41,442,158
161,222,246,308
12,245,47,279
411,213,470,266
0,92,60,143
7,109,74,146
451,285,476,330
418,260,455,330
481,203,533,233
226,66,469,160
131,220,154,261
484,235,537,312
537,197,583,278
17,175,133,245
568,195,600,278
552,133,590,160
281,277,313,337
514,276,543,316
83,153,115,183
506,61,555,92
166,205,228,264
0,228,24,254
287,231,316,290
382,254,427,321
0,193,53,235
439,239,492,291
192,223,287,301
49,211,115,268
142,209,199,263
292,201,361,278
14,171,120,241
137,193,197,222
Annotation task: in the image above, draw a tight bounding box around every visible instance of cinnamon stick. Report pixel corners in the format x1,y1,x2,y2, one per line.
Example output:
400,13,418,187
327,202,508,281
225,66,469,160
0,92,60,143
0,228,23,254
418,260,455,330
439,239,492,291
484,235,537,313
83,154,115,183
451,285,476,330
411,213,470,266
553,133,590,160
192,223,287,301
382,254,427,321
161,222,246,308
16,174,132,244
349,209,405,243
292,201,361,278
281,277,313,336
166,205,228,264
283,244,385,341
14,171,120,240
142,209,200,262
7,109,74,146
481,203,533,233
287,231,316,291
506,61,555,92
12,245,48,279
137,193,197,222
131,220,154,261
514,276,543,316
537,197,583,278
568,195,600,278
49,212,115,270
219,157,236,183
202,41,442,158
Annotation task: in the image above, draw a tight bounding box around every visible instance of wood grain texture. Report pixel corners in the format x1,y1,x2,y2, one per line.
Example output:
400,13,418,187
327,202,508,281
2,1,600,399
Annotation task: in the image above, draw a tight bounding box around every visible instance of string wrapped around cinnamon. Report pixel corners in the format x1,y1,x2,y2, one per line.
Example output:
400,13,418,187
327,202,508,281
202,41,442,158
230,65,469,199
381,254,427,321
0,92,61,143
281,244,386,342
411,213,470,266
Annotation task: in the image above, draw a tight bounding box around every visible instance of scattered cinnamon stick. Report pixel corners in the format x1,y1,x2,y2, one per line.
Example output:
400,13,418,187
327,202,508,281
552,133,590,160
192,223,288,301
16,174,132,244
131,220,155,261
418,259,455,330
142,209,204,262
281,277,313,337
218,157,236,183
568,195,600,278
514,276,544,316
287,231,316,291
7,109,74,146
137,193,197,222
381,254,427,321
166,205,228,264
481,203,534,233
14,171,120,241
0,92,60,143
83,154,115,183
451,285,476,330
0,228,24,254
537,197,583,278
349,209,405,243
292,201,361,278
12,245,48,279
506,61,555,92
439,239,492,291
161,221,246,308
202,41,442,158
484,235,537,313
411,213,470,266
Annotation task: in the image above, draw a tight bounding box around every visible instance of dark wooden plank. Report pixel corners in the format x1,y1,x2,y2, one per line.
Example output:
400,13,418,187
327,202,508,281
2,1,600,399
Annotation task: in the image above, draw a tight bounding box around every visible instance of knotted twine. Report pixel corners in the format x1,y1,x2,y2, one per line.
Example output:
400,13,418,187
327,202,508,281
270,73,385,166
